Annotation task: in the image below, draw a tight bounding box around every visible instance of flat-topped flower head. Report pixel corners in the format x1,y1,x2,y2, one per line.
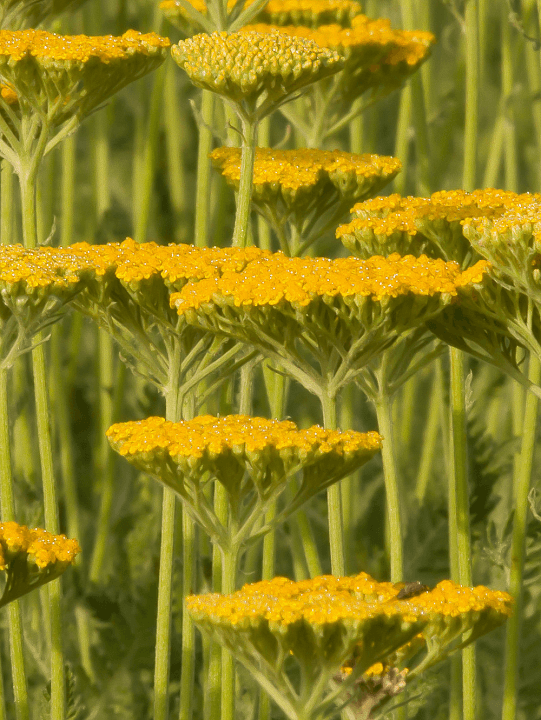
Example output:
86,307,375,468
244,19,435,103
171,29,343,121
64,240,270,391
0,521,80,608
186,572,511,720
211,147,401,254
0,243,96,370
0,29,170,135
170,251,489,402
107,415,382,551
339,189,535,263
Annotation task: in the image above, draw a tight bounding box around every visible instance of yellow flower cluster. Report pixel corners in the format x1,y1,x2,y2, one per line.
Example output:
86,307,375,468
186,572,512,627
0,521,80,570
243,19,434,98
171,30,343,105
170,252,490,312
69,238,270,286
211,146,401,195
0,29,170,63
107,415,382,458
0,243,92,290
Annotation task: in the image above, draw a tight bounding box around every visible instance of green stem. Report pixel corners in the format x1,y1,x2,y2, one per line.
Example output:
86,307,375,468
179,507,196,720
393,87,411,195
155,341,184,720
0,369,29,720
232,116,257,248
195,91,215,248
373,384,403,583
502,354,541,720
349,115,363,154
463,0,479,191
320,391,344,576
134,64,167,244
448,347,475,720
164,62,189,243
60,134,76,247
220,543,239,720
415,363,443,504
501,0,517,192
257,117,271,250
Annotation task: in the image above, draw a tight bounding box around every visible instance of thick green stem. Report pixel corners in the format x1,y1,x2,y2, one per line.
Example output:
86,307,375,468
164,62,189,242
393,88,411,195
257,117,271,250
502,354,541,720
415,363,443,504
232,116,257,248
220,543,239,720
373,387,403,583
463,0,479,191
320,391,344,576
155,342,184,720
448,347,475,720
195,91,214,248
134,64,166,244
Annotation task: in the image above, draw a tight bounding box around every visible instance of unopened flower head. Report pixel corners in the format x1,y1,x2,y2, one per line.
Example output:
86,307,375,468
171,30,343,119
210,146,401,211
0,29,170,127
0,521,80,607
107,415,382,549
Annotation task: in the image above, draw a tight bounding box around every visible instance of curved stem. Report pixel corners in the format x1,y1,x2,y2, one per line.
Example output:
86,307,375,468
232,116,257,248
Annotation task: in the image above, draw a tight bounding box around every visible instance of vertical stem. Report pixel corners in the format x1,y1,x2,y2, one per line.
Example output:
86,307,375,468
257,117,271,250
501,3,517,191
164,62,189,243
373,383,403,583
1,160,29,720
349,115,363,154
134,64,167,244
415,362,443,504
463,0,479,191
220,543,239,720
20,150,66,720
320,391,344,576
448,347,475,720
195,91,215,248
155,341,183,720
502,354,541,720
393,88,411,195
232,116,257,248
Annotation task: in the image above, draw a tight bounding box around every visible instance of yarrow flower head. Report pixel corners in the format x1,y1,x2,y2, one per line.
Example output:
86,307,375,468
244,18,435,102
339,189,535,264
0,29,170,153
171,29,343,121
107,415,382,551
0,243,96,369
211,147,401,254
62,239,271,390
170,250,489,401
186,572,512,720
0,521,80,608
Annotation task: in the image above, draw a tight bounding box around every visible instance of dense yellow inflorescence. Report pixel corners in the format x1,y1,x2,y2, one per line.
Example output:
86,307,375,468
244,19,435,70
340,189,541,239
106,415,382,458
210,146,401,192
0,29,170,63
170,252,490,311
0,522,80,569
0,243,93,290
171,30,343,100
186,572,513,627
